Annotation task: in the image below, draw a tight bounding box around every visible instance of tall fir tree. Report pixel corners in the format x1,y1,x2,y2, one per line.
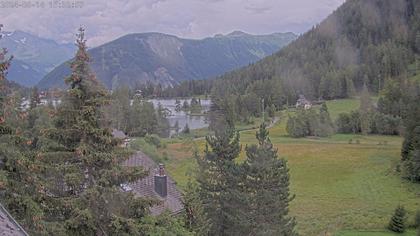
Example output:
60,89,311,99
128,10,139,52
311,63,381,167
182,175,209,235
388,205,407,233
401,90,420,182
34,27,153,235
196,121,242,235
318,103,334,137
359,84,373,135
0,24,45,233
241,123,297,236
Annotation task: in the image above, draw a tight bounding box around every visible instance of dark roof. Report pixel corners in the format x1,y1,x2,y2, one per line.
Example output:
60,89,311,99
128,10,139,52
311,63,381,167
112,129,127,139
0,204,28,236
123,152,183,216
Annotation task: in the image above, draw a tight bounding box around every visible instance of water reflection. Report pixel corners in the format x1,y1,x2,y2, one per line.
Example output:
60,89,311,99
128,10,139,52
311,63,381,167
148,99,211,135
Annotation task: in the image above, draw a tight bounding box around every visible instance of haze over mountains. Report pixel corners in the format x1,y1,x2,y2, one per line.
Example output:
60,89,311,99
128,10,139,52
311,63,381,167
38,31,297,90
214,0,419,101
0,30,76,87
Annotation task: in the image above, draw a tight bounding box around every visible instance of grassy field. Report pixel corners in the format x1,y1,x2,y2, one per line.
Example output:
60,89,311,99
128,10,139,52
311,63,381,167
152,99,420,235
336,230,417,236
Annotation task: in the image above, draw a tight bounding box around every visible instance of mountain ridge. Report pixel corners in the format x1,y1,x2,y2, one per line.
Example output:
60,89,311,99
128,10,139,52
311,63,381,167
0,30,76,86
38,31,297,90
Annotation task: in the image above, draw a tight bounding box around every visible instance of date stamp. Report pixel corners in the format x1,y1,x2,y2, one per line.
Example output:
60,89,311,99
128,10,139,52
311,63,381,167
0,0,84,8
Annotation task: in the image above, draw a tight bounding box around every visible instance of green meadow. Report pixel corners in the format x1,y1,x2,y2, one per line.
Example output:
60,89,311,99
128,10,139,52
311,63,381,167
140,99,420,235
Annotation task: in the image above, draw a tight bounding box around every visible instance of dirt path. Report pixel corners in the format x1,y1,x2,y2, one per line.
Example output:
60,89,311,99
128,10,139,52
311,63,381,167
192,116,280,141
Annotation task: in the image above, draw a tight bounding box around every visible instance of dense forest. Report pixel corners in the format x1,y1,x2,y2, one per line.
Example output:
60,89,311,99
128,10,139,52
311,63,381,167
161,0,420,107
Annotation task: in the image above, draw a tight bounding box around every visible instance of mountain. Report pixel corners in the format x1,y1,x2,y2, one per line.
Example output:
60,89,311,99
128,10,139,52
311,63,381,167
0,30,76,87
213,0,420,101
38,31,297,90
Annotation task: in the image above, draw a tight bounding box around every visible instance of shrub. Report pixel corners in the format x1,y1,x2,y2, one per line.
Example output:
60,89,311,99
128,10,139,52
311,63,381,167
388,205,407,233
145,134,162,148
415,210,420,229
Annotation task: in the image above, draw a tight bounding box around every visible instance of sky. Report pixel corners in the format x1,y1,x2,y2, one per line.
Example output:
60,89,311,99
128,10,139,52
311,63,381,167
0,0,346,46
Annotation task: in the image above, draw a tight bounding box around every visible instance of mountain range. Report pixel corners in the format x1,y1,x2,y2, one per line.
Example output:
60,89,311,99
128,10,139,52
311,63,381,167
37,31,297,90
214,0,419,100
0,30,76,87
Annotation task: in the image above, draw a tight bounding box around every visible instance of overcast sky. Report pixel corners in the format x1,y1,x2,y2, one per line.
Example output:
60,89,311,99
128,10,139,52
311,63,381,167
0,0,346,46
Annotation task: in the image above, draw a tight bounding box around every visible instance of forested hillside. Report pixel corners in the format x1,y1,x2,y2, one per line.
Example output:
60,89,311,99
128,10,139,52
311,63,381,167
211,0,420,103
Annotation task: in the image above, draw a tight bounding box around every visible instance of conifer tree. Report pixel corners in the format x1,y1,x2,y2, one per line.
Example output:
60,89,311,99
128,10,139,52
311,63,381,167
318,103,334,136
0,24,45,233
29,87,41,110
196,121,241,235
0,24,13,136
401,90,420,182
183,176,209,235
241,123,297,236
35,27,152,234
359,84,373,135
388,205,407,233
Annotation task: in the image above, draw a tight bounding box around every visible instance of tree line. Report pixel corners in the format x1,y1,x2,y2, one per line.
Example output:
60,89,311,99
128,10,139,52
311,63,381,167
0,26,300,235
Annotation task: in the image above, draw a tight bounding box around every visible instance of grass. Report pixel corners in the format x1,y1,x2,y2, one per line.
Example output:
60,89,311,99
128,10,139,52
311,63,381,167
142,98,420,235
336,230,417,236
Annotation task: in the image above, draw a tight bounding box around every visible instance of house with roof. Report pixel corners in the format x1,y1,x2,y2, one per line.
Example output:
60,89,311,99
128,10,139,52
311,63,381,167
295,95,312,109
112,129,131,148
0,203,29,236
123,152,183,216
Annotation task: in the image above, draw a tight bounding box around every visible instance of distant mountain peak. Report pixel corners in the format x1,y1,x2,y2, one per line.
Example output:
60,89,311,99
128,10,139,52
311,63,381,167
39,31,297,90
226,31,251,37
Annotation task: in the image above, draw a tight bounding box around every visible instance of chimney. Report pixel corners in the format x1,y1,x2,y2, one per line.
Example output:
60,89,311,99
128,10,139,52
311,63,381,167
154,164,167,198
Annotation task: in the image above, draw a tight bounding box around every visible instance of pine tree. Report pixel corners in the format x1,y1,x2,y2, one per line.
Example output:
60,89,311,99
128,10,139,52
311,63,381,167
196,122,241,235
0,24,13,136
401,91,420,182
183,176,209,235
359,84,373,135
414,210,420,229
0,24,45,233
388,205,407,233
318,103,334,136
175,99,182,112
29,87,41,110
241,123,297,236
34,27,152,234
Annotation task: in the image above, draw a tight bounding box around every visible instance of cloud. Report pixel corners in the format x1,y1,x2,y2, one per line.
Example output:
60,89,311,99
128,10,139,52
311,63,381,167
0,0,345,46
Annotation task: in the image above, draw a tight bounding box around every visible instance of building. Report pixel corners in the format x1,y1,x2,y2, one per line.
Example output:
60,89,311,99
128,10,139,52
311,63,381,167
112,129,130,148
0,203,29,236
295,95,312,109
123,152,183,216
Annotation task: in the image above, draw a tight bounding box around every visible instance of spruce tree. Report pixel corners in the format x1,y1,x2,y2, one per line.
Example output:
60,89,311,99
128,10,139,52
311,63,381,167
388,205,407,233
35,27,152,234
0,24,13,136
183,176,209,235
241,123,297,236
401,91,420,182
318,103,334,136
196,121,242,235
359,84,373,135
0,24,45,233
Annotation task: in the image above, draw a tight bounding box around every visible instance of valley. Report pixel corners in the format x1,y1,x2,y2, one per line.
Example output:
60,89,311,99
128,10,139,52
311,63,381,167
142,99,420,235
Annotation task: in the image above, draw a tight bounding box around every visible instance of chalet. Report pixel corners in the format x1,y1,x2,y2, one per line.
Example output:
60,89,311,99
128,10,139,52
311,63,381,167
0,203,29,236
112,129,130,147
295,95,312,109
123,152,183,216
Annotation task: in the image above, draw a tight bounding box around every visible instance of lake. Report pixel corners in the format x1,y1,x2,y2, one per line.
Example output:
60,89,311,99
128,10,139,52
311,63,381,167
149,99,211,135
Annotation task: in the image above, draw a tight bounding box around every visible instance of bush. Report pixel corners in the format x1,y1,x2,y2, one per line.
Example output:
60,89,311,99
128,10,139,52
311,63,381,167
129,138,164,163
414,210,420,229
145,134,162,148
388,205,407,233
336,111,361,134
